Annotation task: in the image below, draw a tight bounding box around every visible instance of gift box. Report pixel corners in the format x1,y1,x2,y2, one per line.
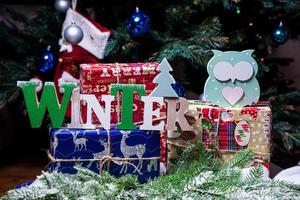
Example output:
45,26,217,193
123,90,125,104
15,182,32,189
168,100,272,164
160,130,167,164
48,128,160,183
80,63,159,124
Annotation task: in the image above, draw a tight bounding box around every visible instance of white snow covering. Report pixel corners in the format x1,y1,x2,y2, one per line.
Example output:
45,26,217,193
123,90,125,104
274,166,300,185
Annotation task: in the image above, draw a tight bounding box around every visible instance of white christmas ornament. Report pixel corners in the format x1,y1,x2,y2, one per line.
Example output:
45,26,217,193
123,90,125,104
60,9,110,59
54,0,70,12
64,21,84,44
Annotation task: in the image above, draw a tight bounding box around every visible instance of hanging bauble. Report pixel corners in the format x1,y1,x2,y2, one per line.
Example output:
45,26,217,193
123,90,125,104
225,1,235,11
236,6,241,14
171,81,185,97
271,21,289,44
54,0,70,13
225,0,240,14
35,45,55,73
64,21,84,44
126,7,151,37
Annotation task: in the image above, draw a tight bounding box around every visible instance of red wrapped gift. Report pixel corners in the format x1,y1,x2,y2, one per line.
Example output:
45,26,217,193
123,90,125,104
80,63,159,124
160,130,167,164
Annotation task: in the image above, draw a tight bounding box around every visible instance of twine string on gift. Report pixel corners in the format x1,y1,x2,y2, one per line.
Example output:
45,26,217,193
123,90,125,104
47,129,160,176
47,152,160,174
99,155,143,175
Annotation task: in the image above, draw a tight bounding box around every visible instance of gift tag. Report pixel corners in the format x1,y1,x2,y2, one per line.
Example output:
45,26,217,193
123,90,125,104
234,120,251,146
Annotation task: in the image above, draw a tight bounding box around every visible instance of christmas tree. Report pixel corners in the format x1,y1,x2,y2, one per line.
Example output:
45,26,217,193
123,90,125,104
150,58,178,98
1,0,300,169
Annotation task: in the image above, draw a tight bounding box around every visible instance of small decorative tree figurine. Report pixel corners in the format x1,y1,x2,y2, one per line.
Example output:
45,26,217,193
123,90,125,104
150,58,178,98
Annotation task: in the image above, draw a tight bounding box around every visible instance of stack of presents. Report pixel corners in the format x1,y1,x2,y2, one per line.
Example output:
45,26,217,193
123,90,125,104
48,50,272,183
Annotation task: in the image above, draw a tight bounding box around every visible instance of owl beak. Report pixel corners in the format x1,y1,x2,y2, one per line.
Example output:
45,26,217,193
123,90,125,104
231,77,236,83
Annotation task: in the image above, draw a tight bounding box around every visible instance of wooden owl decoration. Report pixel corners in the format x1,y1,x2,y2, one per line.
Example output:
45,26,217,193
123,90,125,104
204,50,260,107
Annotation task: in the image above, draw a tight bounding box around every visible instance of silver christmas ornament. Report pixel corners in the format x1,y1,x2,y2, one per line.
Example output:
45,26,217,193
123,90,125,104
55,0,70,12
64,21,84,44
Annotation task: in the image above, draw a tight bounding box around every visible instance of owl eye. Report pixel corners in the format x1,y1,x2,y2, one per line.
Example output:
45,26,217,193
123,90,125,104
213,61,232,81
213,61,254,82
234,61,254,81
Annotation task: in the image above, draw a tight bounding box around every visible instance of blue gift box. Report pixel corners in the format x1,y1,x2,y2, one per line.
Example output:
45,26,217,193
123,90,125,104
49,129,160,183
15,182,32,189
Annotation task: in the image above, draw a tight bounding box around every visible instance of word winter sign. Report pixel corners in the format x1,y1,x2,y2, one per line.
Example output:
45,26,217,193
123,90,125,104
17,81,192,131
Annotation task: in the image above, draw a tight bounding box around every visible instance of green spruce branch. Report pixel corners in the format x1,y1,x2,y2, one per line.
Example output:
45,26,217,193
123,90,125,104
2,145,300,200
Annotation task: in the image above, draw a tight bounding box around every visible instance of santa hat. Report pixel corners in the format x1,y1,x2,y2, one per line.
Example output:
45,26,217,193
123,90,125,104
53,8,111,117
59,8,111,59
54,8,111,80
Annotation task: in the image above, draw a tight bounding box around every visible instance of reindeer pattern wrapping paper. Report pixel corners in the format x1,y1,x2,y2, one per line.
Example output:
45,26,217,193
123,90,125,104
49,129,160,183
168,100,272,165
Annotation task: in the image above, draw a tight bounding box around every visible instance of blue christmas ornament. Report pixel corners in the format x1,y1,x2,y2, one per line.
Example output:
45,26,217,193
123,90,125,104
271,21,289,44
35,46,55,73
126,7,150,37
225,1,240,14
171,81,185,97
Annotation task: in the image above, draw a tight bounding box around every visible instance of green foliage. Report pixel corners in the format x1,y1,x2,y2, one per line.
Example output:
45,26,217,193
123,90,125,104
245,163,264,183
106,16,227,67
151,17,228,67
171,142,221,173
222,149,253,169
0,60,31,104
261,0,300,10
2,145,300,200
0,7,62,105
274,121,300,150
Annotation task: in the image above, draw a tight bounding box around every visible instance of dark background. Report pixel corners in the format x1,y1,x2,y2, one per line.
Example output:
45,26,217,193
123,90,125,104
0,2,299,190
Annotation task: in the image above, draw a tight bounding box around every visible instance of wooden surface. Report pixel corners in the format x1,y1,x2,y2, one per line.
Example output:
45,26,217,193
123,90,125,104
0,153,48,196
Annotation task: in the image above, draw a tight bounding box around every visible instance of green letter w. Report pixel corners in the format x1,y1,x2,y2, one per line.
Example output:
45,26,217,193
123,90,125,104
17,81,76,128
